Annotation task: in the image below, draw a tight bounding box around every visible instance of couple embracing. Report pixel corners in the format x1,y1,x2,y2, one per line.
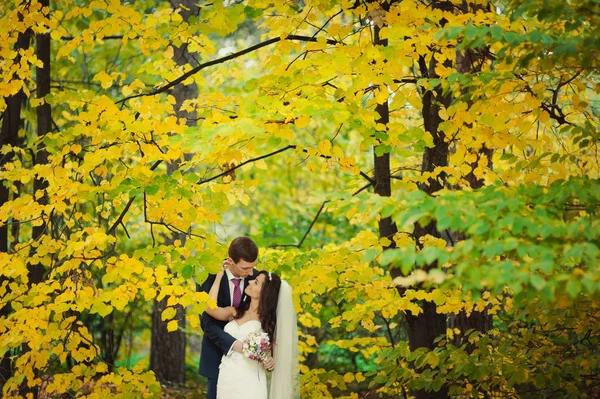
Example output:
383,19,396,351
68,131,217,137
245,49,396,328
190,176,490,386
197,236,300,399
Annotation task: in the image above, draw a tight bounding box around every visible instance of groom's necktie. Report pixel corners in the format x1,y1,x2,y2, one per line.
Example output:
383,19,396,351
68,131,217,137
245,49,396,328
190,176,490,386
232,278,242,308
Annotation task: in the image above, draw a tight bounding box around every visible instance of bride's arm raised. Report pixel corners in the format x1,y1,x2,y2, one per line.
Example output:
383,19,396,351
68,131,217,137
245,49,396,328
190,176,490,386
204,271,236,321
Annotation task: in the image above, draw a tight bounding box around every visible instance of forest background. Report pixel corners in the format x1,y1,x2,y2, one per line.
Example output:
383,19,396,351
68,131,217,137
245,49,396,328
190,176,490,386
1,0,599,398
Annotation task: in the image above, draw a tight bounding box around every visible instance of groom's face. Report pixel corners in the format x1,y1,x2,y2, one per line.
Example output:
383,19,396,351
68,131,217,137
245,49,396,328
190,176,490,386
229,258,256,278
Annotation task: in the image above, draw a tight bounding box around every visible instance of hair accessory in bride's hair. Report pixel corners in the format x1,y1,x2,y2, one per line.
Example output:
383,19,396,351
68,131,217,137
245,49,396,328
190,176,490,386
268,272,272,281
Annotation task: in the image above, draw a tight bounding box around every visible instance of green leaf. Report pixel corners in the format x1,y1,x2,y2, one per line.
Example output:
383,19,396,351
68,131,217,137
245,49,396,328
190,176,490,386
530,274,546,291
565,279,581,298
374,144,392,157
244,6,263,18
245,78,259,92
380,249,400,266
181,265,194,279
363,248,380,263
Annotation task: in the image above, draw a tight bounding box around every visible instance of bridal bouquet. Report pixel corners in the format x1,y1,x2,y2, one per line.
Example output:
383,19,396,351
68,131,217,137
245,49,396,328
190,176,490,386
242,331,270,362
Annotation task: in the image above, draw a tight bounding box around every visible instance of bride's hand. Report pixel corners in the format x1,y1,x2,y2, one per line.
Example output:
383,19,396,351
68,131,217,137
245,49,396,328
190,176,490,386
225,306,236,320
262,357,275,371
217,258,231,278
222,257,234,271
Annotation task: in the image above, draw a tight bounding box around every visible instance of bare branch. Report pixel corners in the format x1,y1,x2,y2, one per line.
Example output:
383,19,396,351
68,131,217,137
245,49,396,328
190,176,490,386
196,145,297,185
360,171,375,185
392,77,419,84
269,200,328,249
107,196,136,236
116,35,343,104
516,74,576,126
61,35,126,41
311,10,344,38
270,176,375,249
107,160,162,235
352,182,372,196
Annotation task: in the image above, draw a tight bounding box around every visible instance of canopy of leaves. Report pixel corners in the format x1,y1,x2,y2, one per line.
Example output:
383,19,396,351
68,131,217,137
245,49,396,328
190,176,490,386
1,0,598,398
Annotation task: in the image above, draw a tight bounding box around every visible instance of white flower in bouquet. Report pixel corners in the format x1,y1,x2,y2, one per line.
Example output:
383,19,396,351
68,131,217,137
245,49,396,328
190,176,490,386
242,331,270,362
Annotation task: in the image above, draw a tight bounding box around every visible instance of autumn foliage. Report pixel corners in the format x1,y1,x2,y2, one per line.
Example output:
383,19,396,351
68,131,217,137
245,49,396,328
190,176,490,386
1,0,599,398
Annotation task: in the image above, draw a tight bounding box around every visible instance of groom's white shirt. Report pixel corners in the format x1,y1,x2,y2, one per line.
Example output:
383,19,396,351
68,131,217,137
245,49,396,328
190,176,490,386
225,268,245,304
224,268,245,356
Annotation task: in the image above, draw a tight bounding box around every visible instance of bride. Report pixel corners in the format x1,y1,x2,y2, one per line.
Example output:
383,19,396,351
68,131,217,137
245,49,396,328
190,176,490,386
205,266,300,399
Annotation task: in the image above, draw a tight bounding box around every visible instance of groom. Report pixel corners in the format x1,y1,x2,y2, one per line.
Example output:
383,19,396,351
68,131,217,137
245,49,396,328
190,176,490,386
198,236,259,399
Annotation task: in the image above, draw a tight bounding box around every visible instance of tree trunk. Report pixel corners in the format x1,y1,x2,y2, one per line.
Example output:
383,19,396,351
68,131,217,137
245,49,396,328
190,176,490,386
102,313,116,372
373,102,397,242
371,22,395,242
149,0,199,385
449,0,494,348
0,5,33,390
18,3,52,397
405,3,494,396
406,79,452,399
403,2,455,397
150,296,187,383
31,0,51,285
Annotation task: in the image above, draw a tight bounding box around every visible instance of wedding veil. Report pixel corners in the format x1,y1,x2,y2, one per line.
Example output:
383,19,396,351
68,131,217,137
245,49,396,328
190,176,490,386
269,280,301,399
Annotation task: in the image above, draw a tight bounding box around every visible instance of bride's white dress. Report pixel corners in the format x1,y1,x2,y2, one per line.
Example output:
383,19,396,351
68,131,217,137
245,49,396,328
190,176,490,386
217,319,267,399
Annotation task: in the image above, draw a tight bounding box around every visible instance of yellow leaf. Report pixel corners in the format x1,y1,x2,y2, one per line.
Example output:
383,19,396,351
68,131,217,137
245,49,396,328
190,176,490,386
254,159,267,170
318,140,332,156
343,372,354,383
144,287,156,300
305,147,317,157
93,71,113,89
161,307,177,321
294,115,311,128
164,46,174,59
375,88,388,104
122,85,133,96
31,98,45,107
426,351,440,368
331,145,344,158
379,237,392,247
439,107,448,120
112,295,128,311
96,362,108,373
167,320,179,332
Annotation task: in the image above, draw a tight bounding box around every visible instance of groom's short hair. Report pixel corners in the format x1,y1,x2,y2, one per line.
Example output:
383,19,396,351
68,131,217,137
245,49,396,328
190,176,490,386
229,236,258,263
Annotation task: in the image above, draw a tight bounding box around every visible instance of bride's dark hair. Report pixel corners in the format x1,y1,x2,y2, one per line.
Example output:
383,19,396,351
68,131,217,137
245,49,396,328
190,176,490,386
235,271,281,345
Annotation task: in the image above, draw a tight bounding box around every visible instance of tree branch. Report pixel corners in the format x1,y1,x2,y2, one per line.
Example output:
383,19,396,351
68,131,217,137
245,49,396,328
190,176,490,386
269,200,329,249
360,171,375,185
392,77,419,84
517,74,575,126
296,201,327,248
107,196,136,235
61,35,126,41
196,145,297,185
270,178,375,249
107,160,162,235
111,134,372,239
311,10,343,39
116,35,343,104
196,141,374,186
352,182,372,196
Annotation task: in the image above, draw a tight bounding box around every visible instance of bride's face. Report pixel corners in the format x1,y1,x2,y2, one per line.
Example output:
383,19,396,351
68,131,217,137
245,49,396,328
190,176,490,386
245,274,265,299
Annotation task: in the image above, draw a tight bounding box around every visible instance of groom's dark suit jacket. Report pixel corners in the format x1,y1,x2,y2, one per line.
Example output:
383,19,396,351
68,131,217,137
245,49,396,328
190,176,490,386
197,269,258,379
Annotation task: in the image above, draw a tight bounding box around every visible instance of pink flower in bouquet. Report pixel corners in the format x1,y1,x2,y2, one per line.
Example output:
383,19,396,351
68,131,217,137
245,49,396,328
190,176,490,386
242,331,270,362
